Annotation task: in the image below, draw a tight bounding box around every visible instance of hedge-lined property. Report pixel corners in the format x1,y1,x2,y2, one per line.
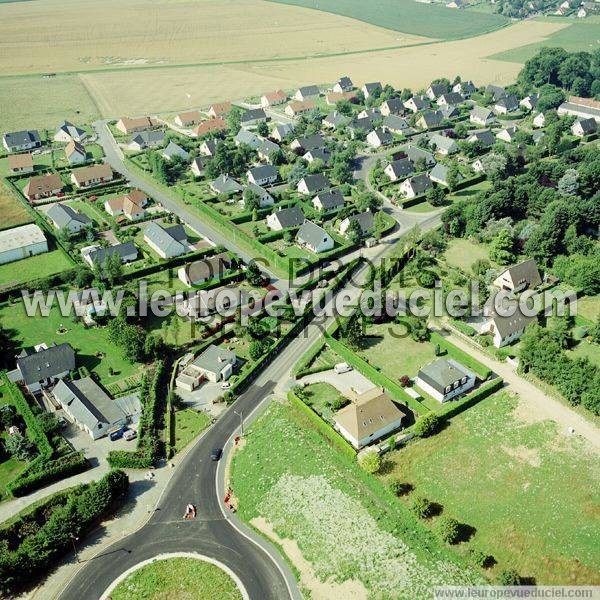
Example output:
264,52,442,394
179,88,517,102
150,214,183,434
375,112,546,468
430,331,492,380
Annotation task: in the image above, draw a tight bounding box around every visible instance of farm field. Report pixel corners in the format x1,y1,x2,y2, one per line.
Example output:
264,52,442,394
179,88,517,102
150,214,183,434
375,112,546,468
268,0,509,40
110,556,243,600
0,250,73,291
0,182,32,230
380,391,600,584
231,399,483,598
489,16,600,63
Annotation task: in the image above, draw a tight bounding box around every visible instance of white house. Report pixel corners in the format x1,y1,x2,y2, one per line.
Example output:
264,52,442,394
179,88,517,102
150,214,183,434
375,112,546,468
572,117,597,137
492,259,542,292
296,220,334,253
54,121,88,143
0,223,48,265
470,106,495,127
366,128,393,148
14,343,75,395
47,203,91,235
533,112,546,128
143,222,189,259
247,165,278,186
266,206,305,231
297,174,330,195
399,172,432,198
415,359,476,403
175,344,237,390
384,158,414,181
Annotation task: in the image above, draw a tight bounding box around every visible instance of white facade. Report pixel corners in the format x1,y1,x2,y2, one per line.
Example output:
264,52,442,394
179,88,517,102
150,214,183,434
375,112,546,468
0,224,48,265
334,417,403,449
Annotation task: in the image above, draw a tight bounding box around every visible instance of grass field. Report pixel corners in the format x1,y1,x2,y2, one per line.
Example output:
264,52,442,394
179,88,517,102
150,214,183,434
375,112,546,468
0,383,27,500
173,409,211,453
302,382,346,423
443,238,493,273
489,16,600,63
110,557,242,600
576,295,600,322
0,250,73,291
0,182,31,230
269,0,508,40
380,391,600,584
231,399,483,597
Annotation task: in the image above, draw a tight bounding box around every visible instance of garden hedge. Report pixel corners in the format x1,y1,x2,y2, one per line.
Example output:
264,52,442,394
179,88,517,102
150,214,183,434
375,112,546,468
430,332,492,379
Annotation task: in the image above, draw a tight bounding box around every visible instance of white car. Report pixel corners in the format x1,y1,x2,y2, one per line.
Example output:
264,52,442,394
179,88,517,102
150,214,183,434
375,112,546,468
123,429,137,441
221,381,231,389
334,362,353,374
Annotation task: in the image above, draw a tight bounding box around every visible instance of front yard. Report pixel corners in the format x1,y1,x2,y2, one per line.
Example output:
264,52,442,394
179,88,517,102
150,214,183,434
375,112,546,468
173,408,211,453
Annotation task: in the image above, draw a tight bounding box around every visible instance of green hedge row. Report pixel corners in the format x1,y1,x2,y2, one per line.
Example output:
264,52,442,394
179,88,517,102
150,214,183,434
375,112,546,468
451,319,476,337
288,391,356,459
430,332,492,380
0,470,129,596
292,338,327,377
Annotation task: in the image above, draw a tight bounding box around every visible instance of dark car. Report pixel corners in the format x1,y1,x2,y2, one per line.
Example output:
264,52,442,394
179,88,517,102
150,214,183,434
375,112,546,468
109,425,128,441
210,448,222,461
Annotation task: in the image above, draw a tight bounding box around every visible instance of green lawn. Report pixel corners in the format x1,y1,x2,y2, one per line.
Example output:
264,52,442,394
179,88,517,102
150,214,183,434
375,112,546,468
302,382,346,423
231,400,482,597
359,322,437,379
66,199,111,229
110,557,242,600
267,0,508,40
0,302,141,387
0,384,27,500
0,182,32,229
0,250,73,290
576,295,599,322
380,391,600,584
443,238,492,273
567,339,600,368
173,408,211,453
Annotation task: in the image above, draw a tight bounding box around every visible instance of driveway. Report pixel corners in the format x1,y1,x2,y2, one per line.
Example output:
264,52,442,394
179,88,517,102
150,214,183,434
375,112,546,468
176,381,229,417
298,368,375,397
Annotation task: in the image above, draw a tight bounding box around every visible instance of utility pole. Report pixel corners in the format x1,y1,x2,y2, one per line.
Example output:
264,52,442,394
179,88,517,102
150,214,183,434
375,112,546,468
70,534,79,563
233,409,244,435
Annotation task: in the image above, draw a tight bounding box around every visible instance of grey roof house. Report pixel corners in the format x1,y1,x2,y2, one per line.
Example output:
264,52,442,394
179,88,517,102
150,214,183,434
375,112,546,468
313,188,344,212
267,205,305,230
54,121,88,143
3,130,41,153
144,221,188,259
15,342,76,393
129,130,165,151
297,173,330,195
83,242,138,267
384,157,414,181
247,164,278,186
296,220,334,253
47,203,92,234
211,174,244,195
162,141,190,161
416,358,476,403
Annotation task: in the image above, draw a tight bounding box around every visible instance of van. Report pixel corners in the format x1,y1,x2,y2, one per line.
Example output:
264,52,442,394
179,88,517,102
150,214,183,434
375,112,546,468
334,362,352,374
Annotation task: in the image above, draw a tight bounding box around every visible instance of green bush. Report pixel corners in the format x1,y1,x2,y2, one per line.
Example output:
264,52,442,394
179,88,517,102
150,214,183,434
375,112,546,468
496,569,522,585
358,449,381,474
437,516,461,544
414,412,442,438
451,319,476,337
411,496,434,519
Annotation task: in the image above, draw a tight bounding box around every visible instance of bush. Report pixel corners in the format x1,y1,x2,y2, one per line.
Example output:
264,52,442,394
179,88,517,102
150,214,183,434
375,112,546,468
496,569,522,586
413,412,442,438
358,449,381,474
388,479,411,497
469,549,494,568
411,496,434,519
437,516,461,544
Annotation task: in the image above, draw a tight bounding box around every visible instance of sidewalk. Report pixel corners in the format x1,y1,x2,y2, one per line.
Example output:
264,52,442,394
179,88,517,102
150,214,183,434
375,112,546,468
441,327,600,453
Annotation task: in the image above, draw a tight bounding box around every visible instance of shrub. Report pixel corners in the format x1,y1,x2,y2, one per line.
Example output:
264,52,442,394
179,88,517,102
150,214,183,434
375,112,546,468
497,569,522,586
399,375,411,387
388,479,411,497
469,549,494,568
358,449,381,474
411,496,434,519
437,516,461,544
414,412,442,438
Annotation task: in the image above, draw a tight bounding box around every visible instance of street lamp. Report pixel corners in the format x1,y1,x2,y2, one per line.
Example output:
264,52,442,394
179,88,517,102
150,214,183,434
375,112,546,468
233,409,244,435
70,534,79,563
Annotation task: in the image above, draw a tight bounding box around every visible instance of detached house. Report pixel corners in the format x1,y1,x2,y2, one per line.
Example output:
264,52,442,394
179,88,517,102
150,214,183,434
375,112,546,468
200,138,220,157
144,221,189,259
193,118,228,137
367,128,392,148
247,164,278,186
244,183,274,207
467,129,496,148
129,130,165,151
520,94,539,112
416,359,476,403
383,114,409,134
291,133,325,152
23,173,63,201
494,94,519,114
207,102,232,118
326,91,358,105
404,144,436,167
496,126,518,143
533,112,546,128
3,130,41,153
176,344,237,390
297,173,330,195
190,156,208,177
296,220,334,253
323,111,349,130
70,163,113,189
272,123,295,142
339,211,374,238
162,141,190,162
404,95,430,113
333,76,354,93
380,98,405,116
177,252,234,287
436,92,464,107
429,163,462,187
483,308,536,348
285,101,316,118
426,83,447,100
362,82,383,99
240,108,268,127
14,342,75,395
65,140,87,165
493,259,542,292
104,189,148,221
210,175,243,196
175,111,202,127
47,203,91,234
261,90,287,107
0,224,48,265
83,242,138,267
266,206,305,231
54,121,88,143
384,158,414,181
294,85,320,101
303,148,331,165
429,133,458,155
7,153,33,174
116,116,157,134
470,106,495,126
313,188,344,212
417,110,444,130
452,80,476,97
399,172,432,198
257,138,281,163
572,117,597,137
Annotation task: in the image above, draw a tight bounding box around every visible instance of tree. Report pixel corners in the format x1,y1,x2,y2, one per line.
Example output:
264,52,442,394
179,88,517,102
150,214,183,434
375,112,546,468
414,412,441,437
481,152,508,180
497,569,522,586
345,219,362,245
227,107,242,133
246,261,264,286
489,229,515,265
437,517,461,544
103,252,123,286
411,496,434,518
357,449,381,474
5,433,36,461
249,338,271,360
557,168,579,198
426,186,446,207
170,315,181,345
343,314,364,350
243,188,260,212
257,120,269,137
406,316,429,342
336,99,354,116
446,163,461,192
108,318,147,362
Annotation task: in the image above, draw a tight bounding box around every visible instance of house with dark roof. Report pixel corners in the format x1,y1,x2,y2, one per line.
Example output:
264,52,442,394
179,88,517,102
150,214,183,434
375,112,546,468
303,147,331,166
177,252,234,287
470,106,495,126
339,211,375,237
47,203,91,234
404,95,430,113
362,82,383,99
380,98,405,117
482,292,537,347
296,220,334,253
426,83,448,100
404,144,436,167
323,111,349,130
417,110,444,130
176,344,237,390
82,242,138,267
399,172,432,198
144,222,189,259
520,93,539,111
297,173,330,195
572,117,597,137
367,128,393,148
54,121,87,143
440,105,460,120
486,84,506,101
234,129,262,150
452,80,476,97
210,175,243,195
65,140,87,165
384,158,414,182
493,258,542,292
200,138,220,157
467,129,496,148
3,130,41,153
257,138,281,162
190,156,208,178
272,123,295,142
333,76,354,93
429,163,463,187
429,133,458,155
416,358,476,403
436,92,464,107
383,114,409,134
247,164,278,186
15,342,76,394
129,130,165,151
240,108,268,127
294,85,320,101
162,141,190,162
290,133,326,152
313,189,344,212
266,206,305,230
244,183,275,207
494,94,519,114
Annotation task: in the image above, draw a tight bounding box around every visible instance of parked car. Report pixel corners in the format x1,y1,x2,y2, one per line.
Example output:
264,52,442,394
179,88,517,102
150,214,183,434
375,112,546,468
57,416,68,429
123,429,137,441
210,448,223,461
221,382,231,389
109,425,128,441
334,362,353,374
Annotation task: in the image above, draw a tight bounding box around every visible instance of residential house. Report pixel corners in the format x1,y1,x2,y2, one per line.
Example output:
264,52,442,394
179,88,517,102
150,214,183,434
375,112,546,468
520,94,539,112
472,158,485,173
177,252,234,287
190,156,208,177
426,83,447,100
367,128,393,148
532,130,546,145
0,223,48,265
399,172,432,198
207,102,232,119
325,91,357,105
404,144,436,167
53,377,128,440
486,84,506,101
3,130,41,153
266,206,305,231
362,82,383,99
175,111,202,127
7,153,33,174
70,164,113,189
558,97,600,122
247,164,278,186
380,98,405,116
333,76,354,93
383,114,409,134
533,112,546,128
481,304,537,348
271,123,295,142
322,111,349,130
417,110,444,130
210,175,243,196
47,203,91,235
447,1,463,9
496,126,518,143
494,94,519,114
144,221,189,259
200,138,220,157
162,141,190,162
404,95,430,113
177,285,241,320
294,85,320,101
175,344,237,390
54,121,88,143
429,133,458,155
257,138,281,163
493,258,542,292
440,105,460,120
470,106,495,126
572,117,597,137
193,119,228,137
339,211,374,238
63,141,86,166
384,158,414,181
312,189,344,212
467,129,496,148
296,220,334,253
244,183,275,207
436,92,464,107
14,342,75,395
82,242,138,267
358,107,382,121
240,108,268,127
429,163,462,187
129,130,165,151
303,147,331,166
333,387,406,449
234,129,262,150
116,117,157,134
23,173,63,201
285,101,316,118
261,90,287,107
452,80,476,97
416,359,476,403
104,189,148,221
297,173,330,195
290,134,326,152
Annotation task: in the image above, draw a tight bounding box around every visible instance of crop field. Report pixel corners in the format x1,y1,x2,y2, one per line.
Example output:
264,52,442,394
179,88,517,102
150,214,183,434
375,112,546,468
268,0,509,40
381,391,600,584
0,182,32,230
490,16,600,63
231,400,484,598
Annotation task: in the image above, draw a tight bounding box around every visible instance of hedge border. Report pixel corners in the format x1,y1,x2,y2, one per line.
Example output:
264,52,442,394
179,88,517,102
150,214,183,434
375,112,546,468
430,331,492,380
